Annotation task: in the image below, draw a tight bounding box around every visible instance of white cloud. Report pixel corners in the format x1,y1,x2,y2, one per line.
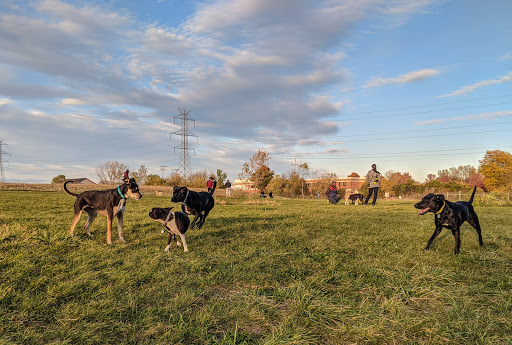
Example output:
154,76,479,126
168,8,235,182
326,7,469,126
60,98,86,105
382,0,442,16
439,72,512,97
0,0,491,183
0,97,12,106
363,69,440,88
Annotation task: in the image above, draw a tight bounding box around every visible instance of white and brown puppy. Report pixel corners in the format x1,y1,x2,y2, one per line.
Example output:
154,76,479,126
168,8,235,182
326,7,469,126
149,207,191,252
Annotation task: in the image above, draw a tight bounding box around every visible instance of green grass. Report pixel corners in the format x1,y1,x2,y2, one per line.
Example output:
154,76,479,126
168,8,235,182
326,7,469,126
1,190,512,344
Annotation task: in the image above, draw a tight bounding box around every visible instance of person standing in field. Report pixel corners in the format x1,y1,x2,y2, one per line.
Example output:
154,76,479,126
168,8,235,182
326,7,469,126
225,179,232,197
364,164,381,206
207,176,217,195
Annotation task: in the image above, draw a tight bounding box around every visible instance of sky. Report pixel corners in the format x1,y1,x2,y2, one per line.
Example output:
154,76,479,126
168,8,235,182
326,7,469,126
0,0,511,184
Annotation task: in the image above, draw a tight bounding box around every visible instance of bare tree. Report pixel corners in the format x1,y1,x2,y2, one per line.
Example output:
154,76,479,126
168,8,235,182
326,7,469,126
297,163,310,199
137,165,148,185
96,161,128,184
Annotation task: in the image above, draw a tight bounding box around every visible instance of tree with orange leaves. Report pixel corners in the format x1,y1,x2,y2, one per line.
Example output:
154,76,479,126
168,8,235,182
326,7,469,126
479,150,512,192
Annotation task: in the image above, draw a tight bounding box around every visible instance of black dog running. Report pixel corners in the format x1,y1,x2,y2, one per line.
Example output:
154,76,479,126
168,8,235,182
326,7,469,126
414,186,483,254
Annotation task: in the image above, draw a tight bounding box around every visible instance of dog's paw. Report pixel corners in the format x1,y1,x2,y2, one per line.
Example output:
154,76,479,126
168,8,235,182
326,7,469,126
164,245,171,252
176,241,182,247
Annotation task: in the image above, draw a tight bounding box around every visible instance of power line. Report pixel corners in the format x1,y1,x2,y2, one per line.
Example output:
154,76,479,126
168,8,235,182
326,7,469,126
197,120,512,145
12,95,511,155
194,145,512,159
196,100,512,127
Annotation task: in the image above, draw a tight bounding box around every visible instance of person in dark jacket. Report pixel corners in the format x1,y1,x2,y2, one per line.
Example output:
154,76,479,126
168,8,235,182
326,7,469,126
225,180,232,197
363,164,381,205
326,181,341,204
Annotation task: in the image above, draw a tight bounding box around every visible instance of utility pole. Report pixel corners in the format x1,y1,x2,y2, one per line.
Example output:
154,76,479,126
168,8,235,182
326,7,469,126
0,139,10,183
291,158,298,174
159,165,167,179
170,109,198,179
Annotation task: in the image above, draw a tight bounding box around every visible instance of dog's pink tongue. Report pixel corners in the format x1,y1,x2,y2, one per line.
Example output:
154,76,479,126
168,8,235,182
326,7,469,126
418,208,428,215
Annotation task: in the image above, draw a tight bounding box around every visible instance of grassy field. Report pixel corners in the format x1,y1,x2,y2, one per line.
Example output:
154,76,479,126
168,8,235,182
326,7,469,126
1,189,511,344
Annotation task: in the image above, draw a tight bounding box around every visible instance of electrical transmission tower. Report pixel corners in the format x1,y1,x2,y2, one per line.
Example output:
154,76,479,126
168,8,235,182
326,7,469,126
0,139,10,183
170,109,198,179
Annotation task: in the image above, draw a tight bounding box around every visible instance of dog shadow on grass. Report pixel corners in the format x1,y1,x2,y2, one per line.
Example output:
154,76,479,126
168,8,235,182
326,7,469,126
195,214,296,240
423,227,497,251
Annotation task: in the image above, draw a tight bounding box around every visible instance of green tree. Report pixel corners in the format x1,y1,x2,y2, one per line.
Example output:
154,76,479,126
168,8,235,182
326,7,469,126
285,173,303,197
239,150,274,191
479,150,512,192
146,174,166,186
268,175,287,196
51,174,66,184
216,169,228,188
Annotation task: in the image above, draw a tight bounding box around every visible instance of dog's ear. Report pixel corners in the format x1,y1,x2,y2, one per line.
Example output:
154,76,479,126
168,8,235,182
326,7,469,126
436,194,445,201
173,186,179,192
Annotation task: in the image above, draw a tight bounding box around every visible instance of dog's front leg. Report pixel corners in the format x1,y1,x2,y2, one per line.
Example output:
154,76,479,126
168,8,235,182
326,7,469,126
190,214,200,230
116,213,125,242
165,234,175,252
198,209,210,229
452,228,461,254
425,226,443,251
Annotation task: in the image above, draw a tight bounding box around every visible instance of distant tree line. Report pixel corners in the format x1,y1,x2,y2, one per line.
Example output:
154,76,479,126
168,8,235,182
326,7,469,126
51,150,512,200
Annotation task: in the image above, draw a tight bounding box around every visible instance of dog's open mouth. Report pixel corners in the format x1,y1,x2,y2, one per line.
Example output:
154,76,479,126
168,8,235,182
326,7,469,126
418,208,430,215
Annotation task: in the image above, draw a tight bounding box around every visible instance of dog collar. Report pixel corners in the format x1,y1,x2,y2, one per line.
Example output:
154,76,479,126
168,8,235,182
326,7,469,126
181,189,190,206
436,201,446,214
117,186,126,199
162,211,172,233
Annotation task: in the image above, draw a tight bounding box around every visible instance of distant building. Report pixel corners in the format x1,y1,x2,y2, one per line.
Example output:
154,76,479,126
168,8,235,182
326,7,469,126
233,173,366,193
65,178,96,185
305,173,365,192
232,179,255,191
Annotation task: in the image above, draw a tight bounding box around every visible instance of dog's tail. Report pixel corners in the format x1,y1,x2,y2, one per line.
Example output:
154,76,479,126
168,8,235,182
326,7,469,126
63,180,79,197
468,186,477,204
